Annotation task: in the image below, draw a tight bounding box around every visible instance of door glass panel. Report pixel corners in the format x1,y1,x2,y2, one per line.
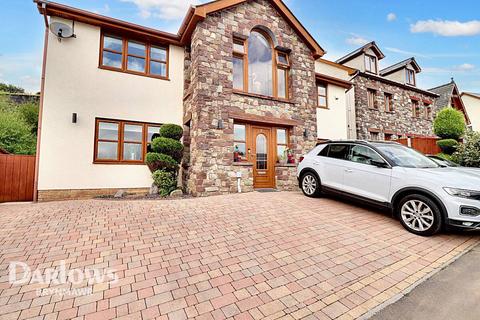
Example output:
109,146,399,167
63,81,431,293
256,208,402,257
348,145,384,166
256,133,267,170
328,144,350,160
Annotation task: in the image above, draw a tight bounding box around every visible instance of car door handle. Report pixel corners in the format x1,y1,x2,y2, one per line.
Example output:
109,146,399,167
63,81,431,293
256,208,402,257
345,169,353,173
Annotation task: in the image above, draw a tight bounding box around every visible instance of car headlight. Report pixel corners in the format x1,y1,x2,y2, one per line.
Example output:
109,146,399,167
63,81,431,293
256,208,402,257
444,187,480,200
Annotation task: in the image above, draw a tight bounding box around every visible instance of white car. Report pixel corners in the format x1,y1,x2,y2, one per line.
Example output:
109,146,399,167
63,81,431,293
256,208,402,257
297,141,480,236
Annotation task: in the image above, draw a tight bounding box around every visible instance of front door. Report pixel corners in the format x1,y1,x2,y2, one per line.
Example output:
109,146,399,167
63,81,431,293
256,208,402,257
252,127,275,188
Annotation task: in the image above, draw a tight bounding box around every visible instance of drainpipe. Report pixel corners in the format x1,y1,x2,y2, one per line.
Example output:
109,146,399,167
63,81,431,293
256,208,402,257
33,2,49,202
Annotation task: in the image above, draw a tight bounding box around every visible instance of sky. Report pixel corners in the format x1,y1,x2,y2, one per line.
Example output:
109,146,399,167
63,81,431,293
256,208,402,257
1,0,480,93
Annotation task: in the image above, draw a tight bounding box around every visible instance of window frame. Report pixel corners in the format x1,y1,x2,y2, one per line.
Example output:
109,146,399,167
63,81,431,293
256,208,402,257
367,89,377,109
412,100,421,118
424,103,432,119
99,31,169,80
94,118,162,165
317,82,328,109
406,69,416,86
233,123,248,163
384,93,393,112
232,30,290,101
275,128,290,163
364,54,377,74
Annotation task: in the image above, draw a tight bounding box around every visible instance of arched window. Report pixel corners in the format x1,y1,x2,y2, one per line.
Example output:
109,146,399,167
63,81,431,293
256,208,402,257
232,28,290,99
248,30,273,96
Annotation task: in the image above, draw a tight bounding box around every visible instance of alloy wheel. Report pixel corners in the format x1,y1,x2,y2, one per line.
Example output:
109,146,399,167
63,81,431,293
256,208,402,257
302,174,317,196
400,200,434,232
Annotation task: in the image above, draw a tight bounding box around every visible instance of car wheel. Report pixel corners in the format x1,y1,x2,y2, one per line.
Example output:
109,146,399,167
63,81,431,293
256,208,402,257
301,172,321,198
397,194,442,236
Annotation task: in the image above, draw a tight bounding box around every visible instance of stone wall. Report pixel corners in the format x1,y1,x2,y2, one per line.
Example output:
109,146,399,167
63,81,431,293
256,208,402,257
183,0,317,196
353,74,437,140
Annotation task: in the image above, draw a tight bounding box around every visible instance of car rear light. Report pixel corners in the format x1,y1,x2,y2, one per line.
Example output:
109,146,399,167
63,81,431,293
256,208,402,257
299,156,305,163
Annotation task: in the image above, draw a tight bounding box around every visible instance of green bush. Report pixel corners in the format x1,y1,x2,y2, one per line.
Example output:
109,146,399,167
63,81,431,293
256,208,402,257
160,124,183,140
18,103,39,134
433,108,466,140
152,170,177,196
0,112,36,154
436,153,454,162
145,152,178,172
151,137,184,162
436,139,458,155
452,131,480,167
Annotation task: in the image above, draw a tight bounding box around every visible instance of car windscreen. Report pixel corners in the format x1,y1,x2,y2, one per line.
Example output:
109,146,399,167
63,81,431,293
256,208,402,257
375,144,440,168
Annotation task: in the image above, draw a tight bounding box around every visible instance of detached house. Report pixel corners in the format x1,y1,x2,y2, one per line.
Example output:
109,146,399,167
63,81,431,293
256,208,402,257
34,0,353,200
429,79,471,127
461,92,480,131
336,42,439,141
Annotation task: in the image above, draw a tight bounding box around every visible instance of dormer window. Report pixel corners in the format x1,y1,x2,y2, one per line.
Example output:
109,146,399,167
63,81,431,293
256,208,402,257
364,54,377,73
406,69,416,86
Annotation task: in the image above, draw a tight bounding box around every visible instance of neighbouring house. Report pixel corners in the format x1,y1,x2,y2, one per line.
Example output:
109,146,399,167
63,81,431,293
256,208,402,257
461,92,480,131
336,42,439,141
429,79,471,127
34,0,353,200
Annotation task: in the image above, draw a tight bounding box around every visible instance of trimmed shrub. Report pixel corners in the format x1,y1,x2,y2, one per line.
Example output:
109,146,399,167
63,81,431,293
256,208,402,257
160,124,183,140
433,108,466,140
0,111,36,154
452,131,480,167
145,153,178,172
151,137,184,162
436,139,458,155
152,170,177,196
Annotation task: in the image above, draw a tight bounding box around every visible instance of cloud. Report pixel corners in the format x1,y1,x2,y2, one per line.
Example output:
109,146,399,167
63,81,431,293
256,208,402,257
346,35,370,46
92,4,110,15
120,0,204,20
455,63,475,71
411,20,480,36
385,47,429,58
387,13,396,22
0,52,42,93
385,47,480,59
423,64,476,74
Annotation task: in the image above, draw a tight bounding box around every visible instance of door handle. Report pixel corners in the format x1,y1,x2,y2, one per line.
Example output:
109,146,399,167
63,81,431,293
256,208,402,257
345,169,353,173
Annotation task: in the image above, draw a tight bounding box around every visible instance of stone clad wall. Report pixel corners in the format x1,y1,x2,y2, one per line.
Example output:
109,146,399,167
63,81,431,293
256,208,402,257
183,0,317,196
354,75,437,140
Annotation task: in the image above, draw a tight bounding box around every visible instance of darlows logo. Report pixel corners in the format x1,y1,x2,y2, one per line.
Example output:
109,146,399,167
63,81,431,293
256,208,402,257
9,261,118,293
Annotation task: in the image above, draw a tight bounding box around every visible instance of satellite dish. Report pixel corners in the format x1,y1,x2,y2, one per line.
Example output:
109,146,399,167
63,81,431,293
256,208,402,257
50,21,75,39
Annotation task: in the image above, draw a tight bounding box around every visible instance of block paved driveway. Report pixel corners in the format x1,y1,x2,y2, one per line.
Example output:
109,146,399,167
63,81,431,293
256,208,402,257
0,192,478,320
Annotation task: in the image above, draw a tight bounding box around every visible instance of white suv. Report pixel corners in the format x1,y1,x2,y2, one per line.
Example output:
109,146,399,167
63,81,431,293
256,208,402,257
297,141,480,236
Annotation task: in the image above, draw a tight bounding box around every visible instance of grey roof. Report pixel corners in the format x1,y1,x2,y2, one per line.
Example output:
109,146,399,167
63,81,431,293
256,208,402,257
379,57,421,76
336,41,385,64
429,81,456,108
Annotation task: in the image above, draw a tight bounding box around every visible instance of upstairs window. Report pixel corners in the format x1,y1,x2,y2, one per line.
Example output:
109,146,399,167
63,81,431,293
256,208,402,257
367,89,377,109
425,103,432,119
406,69,416,86
364,54,377,73
232,29,290,99
317,83,328,108
100,33,168,79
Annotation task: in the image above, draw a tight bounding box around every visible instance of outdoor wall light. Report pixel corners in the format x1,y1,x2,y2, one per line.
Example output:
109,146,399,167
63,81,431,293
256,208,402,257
72,113,77,124
303,129,308,138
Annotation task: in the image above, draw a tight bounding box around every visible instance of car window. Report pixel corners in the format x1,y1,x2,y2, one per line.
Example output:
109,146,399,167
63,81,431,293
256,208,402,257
327,144,350,160
318,145,329,157
375,144,439,168
348,145,384,165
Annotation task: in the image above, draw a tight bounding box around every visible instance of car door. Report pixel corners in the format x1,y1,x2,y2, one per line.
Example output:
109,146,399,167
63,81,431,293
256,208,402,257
314,143,351,190
342,144,392,202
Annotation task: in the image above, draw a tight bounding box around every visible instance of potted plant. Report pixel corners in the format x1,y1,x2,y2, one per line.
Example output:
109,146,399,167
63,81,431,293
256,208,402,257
286,148,295,164
278,151,287,165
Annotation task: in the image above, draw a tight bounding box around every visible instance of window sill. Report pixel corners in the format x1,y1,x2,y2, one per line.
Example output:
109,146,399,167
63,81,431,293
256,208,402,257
233,90,294,104
233,162,253,166
98,66,170,81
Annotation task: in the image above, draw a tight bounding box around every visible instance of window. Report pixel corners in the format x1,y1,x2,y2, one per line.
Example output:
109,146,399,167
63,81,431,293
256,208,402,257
412,100,421,117
384,133,393,141
276,128,288,162
233,29,290,99
384,93,393,112
327,144,350,160
317,83,328,108
367,89,376,109
233,124,247,162
318,145,329,157
233,37,246,91
369,131,380,141
364,54,377,73
348,145,385,166
406,69,416,86
425,103,432,119
94,119,161,164
100,33,168,79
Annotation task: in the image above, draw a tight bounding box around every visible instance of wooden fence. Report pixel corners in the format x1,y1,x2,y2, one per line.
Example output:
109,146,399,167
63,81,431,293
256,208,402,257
0,154,35,202
396,137,441,155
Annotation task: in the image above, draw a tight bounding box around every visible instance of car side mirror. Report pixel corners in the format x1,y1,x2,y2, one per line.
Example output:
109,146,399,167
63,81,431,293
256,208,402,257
371,160,389,168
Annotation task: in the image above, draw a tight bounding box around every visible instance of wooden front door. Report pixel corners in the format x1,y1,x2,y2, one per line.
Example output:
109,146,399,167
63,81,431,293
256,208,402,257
252,127,275,189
